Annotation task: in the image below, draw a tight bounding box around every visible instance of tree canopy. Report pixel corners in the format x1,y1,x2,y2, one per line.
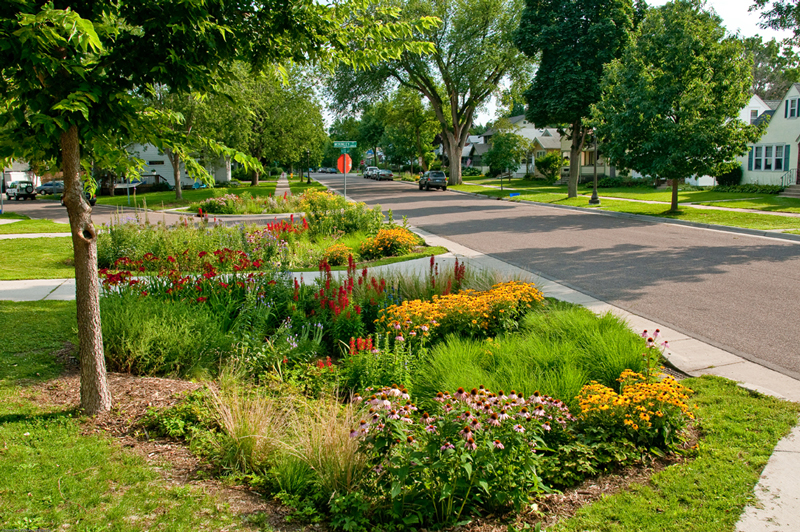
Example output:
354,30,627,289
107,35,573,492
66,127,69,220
0,0,438,414
327,0,533,185
743,35,800,100
513,0,637,197
594,0,762,211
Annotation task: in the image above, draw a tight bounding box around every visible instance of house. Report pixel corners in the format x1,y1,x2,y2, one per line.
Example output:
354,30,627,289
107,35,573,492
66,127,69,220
2,160,39,191
128,143,231,187
738,85,800,186
480,115,569,176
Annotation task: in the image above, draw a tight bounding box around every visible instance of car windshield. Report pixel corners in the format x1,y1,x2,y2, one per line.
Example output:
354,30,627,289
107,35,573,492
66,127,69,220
429,172,445,178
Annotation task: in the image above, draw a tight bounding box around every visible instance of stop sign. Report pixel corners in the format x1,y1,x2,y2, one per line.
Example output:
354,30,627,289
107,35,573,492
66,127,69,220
337,153,352,174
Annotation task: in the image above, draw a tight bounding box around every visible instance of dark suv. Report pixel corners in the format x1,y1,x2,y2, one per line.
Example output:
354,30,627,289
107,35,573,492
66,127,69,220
419,171,447,191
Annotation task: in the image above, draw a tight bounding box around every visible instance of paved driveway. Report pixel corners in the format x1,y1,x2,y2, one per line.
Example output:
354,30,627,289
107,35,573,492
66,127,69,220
315,173,800,378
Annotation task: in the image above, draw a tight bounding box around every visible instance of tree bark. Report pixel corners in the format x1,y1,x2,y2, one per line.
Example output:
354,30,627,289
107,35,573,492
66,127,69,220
671,178,679,211
61,125,112,415
167,149,183,200
251,170,259,186
568,121,588,198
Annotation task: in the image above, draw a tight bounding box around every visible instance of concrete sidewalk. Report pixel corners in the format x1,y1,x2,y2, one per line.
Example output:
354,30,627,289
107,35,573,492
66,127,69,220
0,224,798,530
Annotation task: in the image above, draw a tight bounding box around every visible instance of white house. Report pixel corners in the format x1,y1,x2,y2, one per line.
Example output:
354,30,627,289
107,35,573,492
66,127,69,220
738,85,800,186
128,143,231,187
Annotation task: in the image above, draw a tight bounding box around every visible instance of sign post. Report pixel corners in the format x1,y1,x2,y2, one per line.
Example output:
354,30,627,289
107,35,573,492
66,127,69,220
333,141,356,197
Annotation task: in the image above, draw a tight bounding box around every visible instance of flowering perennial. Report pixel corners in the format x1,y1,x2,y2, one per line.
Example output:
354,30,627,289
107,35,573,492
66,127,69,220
577,369,694,449
359,227,419,260
377,281,545,340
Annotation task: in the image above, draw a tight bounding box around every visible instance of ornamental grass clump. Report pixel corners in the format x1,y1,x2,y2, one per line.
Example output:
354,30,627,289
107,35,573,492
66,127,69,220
349,385,573,526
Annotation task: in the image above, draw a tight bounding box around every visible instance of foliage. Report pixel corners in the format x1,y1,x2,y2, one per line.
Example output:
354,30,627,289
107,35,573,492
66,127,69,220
534,152,565,184
301,190,383,238
595,177,655,188
462,167,483,177
593,0,763,210
484,131,529,175
712,165,744,187
193,190,305,215
328,0,534,185
709,184,783,194
742,35,800,100
381,88,439,171
539,439,642,489
514,0,636,197
753,0,800,43
413,304,649,409
359,227,421,260
350,385,568,526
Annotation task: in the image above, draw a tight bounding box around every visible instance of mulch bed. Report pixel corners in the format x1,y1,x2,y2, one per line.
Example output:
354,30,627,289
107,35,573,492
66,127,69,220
29,344,696,531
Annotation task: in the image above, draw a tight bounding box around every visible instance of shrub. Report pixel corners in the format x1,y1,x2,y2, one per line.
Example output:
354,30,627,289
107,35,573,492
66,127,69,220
301,190,383,237
149,182,172,192
710,184,783,194
461,167,482,177
714,163,743,186
534,152,565,183
101,295,232,375
231,166,253,182
322,243,353,266
359,227,419,260
595,177,655,188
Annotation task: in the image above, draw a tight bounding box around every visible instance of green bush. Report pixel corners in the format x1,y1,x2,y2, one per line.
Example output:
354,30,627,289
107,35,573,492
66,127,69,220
534,152,565,184
101,296,233,376
595,177,655,188
231,166,253,182
710,184,783,194
714,163,743,186
461,167,482,177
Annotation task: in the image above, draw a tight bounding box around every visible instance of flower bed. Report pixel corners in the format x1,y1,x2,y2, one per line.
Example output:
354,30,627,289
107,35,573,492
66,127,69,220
192,190,305,214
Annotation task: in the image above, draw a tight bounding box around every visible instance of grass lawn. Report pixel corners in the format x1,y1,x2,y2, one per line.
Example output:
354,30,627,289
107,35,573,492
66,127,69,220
289,178,327,196
698,196,800,213
0,213,70,234
552,376,800,532
94,181,278,210
454,182,800,231
0,301,254,531
0,238,75,280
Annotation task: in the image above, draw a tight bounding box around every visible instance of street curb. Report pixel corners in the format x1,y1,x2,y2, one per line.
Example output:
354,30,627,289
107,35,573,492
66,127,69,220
446,188,800,244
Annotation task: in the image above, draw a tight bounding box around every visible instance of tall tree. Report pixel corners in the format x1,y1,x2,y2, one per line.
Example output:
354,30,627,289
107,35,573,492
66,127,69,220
0,0,436,414
593,0,762,212
752,0,800,41
743,35,800,100
328,0,533,185
383,88,438,171
359,102,388,168
514,0,637,197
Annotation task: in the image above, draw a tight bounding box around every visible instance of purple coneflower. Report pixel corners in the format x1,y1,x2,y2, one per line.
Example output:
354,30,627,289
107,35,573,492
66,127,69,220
465,438,477,451
493,439,505,450
513,424,525,433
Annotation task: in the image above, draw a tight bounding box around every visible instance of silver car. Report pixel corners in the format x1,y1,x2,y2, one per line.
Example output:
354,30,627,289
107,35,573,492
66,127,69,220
36,180,64,195
419,171,447,191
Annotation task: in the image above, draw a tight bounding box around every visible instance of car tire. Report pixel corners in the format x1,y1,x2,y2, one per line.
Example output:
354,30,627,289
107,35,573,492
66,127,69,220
419,184,423,190
426,184,430,191
442,187,447,191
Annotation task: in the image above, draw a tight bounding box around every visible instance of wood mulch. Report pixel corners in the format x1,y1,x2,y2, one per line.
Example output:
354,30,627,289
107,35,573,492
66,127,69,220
29,343,697,531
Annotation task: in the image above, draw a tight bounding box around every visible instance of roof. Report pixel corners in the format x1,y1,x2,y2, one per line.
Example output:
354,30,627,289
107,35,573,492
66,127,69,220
536,136,562,150
462,145,473,158
765,100,782,110
755,110,775,126
473,144,491,156
482,115,532,137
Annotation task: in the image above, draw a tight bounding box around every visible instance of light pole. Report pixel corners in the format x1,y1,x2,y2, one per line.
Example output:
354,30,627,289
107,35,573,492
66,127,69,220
589,128,600,205
306,149,311,184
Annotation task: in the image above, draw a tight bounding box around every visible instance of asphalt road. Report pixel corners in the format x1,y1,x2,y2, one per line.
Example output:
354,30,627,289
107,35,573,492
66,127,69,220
317,172,800,379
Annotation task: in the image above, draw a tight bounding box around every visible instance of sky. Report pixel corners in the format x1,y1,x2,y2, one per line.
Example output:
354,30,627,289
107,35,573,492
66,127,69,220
473,0,793,125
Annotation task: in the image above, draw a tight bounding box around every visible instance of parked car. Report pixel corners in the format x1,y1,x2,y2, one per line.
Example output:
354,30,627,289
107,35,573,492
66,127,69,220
60,188,97,207
36,180,64,195
6,180,37,200
364,166,379,178
419,171,448,191
376,169,394,181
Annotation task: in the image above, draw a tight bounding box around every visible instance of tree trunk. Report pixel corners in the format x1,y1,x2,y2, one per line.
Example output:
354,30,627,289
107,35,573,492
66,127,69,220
443,129,467,186
167,149,183,200
671,178,679,211
251,169,259,187
568,121,588,198
61,125,111,415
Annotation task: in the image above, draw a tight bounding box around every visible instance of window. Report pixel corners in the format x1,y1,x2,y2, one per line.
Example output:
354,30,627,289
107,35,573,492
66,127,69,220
786,98,799,118
751,110,758,124
148,160,165,165
535,150,546,158
752,144,789,171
